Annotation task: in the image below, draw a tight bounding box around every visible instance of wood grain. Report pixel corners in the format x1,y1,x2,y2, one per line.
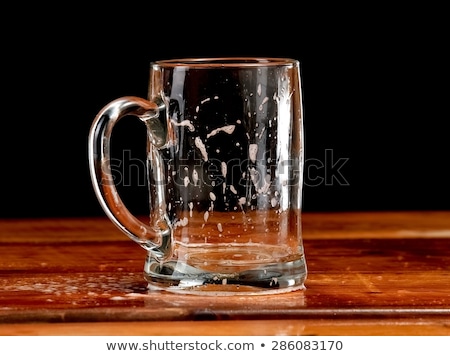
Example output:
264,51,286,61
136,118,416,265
1,211,449,335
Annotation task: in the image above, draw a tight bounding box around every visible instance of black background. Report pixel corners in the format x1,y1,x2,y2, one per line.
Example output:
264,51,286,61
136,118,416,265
2,7,448,218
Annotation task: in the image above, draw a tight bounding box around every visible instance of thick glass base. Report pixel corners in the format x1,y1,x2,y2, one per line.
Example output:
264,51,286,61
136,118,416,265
143,252,307,296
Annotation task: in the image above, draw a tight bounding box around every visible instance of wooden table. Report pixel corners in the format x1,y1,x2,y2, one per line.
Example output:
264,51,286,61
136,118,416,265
1,211,449,335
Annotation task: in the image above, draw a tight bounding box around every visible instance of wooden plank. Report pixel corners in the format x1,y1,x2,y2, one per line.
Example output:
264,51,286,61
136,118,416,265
1,212,449,335
1,319,449,336
1,211,450,243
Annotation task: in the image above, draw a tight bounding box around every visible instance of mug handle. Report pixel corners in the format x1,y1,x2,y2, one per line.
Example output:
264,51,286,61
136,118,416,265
88,96,172,261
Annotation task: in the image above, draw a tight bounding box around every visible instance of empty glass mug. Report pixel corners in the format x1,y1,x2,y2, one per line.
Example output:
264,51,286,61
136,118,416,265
88,57,307,295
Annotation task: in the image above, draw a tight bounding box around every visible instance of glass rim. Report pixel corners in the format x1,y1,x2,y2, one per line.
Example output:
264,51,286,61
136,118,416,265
151,57,299,68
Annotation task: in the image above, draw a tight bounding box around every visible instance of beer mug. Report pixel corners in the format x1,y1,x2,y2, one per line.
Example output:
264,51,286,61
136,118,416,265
88,57,307,295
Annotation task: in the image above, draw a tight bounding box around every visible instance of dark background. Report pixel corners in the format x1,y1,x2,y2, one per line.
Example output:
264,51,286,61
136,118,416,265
2,7,448,218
